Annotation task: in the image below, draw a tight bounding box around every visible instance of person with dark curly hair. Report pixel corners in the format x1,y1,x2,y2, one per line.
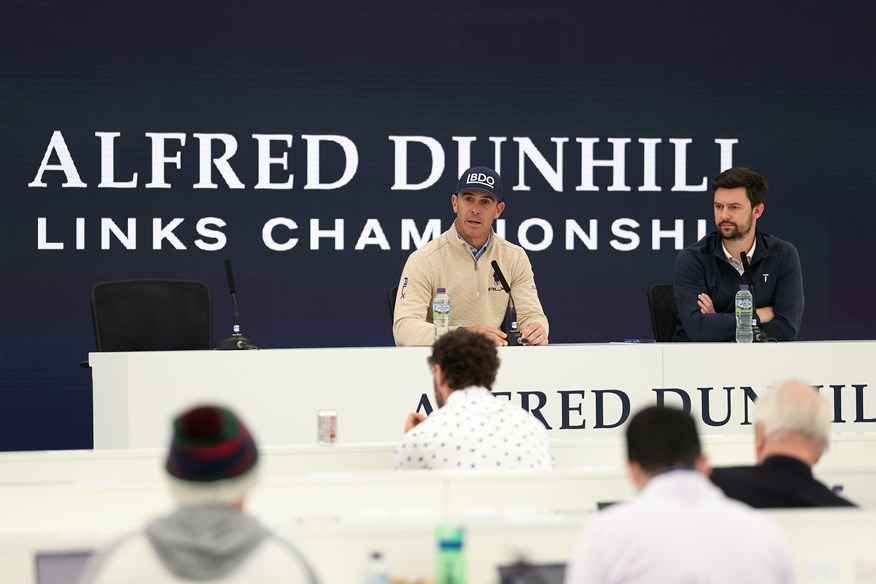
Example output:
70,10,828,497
393,329,552,470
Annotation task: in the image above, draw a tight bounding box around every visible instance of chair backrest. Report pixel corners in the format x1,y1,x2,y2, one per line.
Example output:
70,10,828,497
90,279,213,352
647,283,678,342
388,285,399,326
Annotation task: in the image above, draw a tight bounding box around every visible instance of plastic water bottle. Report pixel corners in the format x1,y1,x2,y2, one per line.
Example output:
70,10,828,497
362,550,389,584
435,524,465,584
433,288,451,340
735,285,754,343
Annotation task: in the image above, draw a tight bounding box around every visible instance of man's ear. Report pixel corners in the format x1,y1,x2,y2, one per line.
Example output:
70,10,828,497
433,363,451,404
433,363,444,386
696,454,712,477
627,460,647,491
754,422,766,463
451,194,458,213
753,202,765,220
495,201,505,219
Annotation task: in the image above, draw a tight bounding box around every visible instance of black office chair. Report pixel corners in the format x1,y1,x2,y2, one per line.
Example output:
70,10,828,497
388,285,399,326
90,279,214,352
647,283,678,342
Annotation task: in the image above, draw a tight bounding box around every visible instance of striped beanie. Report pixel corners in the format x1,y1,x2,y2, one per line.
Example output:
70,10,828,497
166,405,258,483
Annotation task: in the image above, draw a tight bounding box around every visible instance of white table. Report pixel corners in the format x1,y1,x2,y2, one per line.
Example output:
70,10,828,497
90,341,876,448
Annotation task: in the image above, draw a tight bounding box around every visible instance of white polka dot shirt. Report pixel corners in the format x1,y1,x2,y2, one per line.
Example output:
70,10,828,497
394,386,554,470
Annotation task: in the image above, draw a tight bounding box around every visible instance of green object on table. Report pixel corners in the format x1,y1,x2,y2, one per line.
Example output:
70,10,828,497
434,523,466,584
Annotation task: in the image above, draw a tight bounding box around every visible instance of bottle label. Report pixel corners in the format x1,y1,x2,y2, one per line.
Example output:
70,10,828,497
433,301,451,316
735,298,752,311
317,410,337,445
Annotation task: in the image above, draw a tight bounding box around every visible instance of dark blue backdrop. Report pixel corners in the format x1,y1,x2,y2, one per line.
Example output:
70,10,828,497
1,0,874,450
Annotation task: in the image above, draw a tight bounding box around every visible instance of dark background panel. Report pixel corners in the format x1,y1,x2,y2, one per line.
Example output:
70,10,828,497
1,0,874,450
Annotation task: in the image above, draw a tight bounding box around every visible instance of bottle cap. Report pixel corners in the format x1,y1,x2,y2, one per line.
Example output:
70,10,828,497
435,523,464,546
437,287,446,293
739,284,748,290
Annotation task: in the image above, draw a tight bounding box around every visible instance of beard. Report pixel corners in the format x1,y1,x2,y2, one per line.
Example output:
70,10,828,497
718,216,753,241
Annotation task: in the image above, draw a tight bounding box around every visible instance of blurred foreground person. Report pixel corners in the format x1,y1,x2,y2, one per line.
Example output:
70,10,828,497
79,405,318,584
565,406,793,584
711,380,856,507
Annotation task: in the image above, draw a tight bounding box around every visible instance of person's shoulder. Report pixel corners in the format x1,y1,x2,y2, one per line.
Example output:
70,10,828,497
681,231,719,254
253,532,318,578
500,397,543,423
709,466,763,499
578,498,646,536
407,228,453,260
491,232,526,254
759,231,800,255
713,493,788,538
494,398,550,445
77,531,152,583
490,233,533,267
829,491,858,507
711,465,759,480
674,233,718,273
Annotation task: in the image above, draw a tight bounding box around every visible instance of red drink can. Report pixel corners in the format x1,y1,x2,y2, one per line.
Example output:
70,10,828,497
317,409,337,445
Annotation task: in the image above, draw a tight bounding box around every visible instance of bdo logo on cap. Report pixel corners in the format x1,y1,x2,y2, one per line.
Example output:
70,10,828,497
466,172,495,186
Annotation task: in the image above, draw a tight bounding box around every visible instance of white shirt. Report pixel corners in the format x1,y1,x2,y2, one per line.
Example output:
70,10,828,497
565,470,794,584
722,239,757,275
394,387,553,470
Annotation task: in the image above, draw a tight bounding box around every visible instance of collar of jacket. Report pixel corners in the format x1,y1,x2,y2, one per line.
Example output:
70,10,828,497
709,229,770,264
447,222,496,261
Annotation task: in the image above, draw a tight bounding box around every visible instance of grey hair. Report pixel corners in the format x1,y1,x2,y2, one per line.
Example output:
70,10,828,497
755,381,831,453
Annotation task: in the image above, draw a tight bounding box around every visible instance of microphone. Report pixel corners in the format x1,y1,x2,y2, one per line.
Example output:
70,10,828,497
490,260,528,346
739,251,755,292
225,259,239,328
739,252,769,343
216,259,258,350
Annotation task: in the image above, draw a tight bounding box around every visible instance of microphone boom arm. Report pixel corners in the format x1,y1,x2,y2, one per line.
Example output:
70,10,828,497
217,260,258,350
490,260,528,345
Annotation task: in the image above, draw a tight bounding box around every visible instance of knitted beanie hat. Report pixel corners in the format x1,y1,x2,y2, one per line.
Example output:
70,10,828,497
165,405,259,505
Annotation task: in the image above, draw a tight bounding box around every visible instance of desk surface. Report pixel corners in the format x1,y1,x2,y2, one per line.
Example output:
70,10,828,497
90,341,876,448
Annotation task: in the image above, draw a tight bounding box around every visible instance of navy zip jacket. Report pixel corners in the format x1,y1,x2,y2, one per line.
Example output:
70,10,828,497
711,456,856,508
673,231,804,341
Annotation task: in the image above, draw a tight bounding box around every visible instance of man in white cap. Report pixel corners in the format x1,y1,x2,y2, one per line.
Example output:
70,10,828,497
393,165,549,347
78,405,319,583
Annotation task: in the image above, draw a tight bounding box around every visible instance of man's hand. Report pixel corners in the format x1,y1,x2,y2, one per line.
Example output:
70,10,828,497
520,322,549,346
756,305,775,325
403,412,427,433
464,325,508,346
697,293,716,314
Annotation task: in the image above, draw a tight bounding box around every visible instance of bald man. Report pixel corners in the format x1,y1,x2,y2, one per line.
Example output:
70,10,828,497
710,380,856,508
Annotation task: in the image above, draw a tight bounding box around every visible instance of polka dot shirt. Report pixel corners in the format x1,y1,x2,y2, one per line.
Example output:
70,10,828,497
394,387,553,470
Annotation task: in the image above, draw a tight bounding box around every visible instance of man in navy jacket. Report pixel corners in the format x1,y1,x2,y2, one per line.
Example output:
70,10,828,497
673,167,804,341
710,380,856,508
